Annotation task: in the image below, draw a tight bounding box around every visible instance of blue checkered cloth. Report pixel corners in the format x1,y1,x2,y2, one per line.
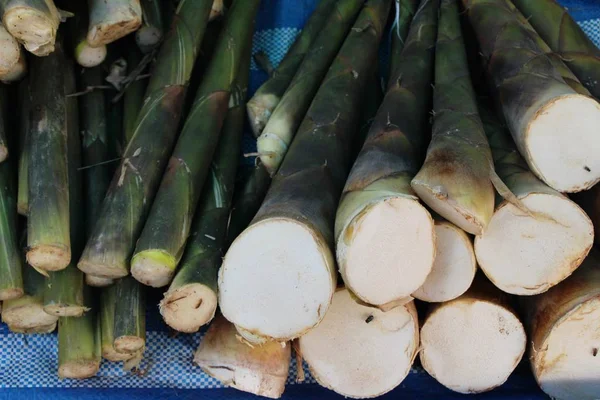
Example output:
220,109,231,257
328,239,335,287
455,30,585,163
1,1,599,399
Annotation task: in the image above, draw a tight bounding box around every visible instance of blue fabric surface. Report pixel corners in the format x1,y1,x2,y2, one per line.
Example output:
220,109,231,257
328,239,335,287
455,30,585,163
3,0,600,398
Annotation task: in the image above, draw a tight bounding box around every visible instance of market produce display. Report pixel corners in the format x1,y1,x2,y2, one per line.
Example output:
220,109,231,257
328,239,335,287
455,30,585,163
0,0,600,399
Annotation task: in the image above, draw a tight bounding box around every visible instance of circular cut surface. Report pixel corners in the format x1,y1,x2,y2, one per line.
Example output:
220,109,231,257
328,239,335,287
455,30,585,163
114,336,144,354
534,297,600,400
2,304,58,329
160,284,217,333
26,245,70,271
420,299,526,394
219,218,335,342
475,193,593,295
59,361,100,379
131,250,176,288
527,94,600,192
339,197,435,306
76,43,107,68
299,289,418,399
413,222,476,302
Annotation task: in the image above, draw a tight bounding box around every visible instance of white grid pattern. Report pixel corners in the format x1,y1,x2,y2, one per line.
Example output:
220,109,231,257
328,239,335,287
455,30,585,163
579,18,600,47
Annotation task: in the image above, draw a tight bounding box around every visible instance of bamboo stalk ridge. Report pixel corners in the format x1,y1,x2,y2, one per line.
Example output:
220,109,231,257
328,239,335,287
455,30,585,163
420,275,526,394
475,104,593,295
194,315,291,399
77,0,214,279
256,0,366,174
462,0,600,193
219,0,392,344
17,79,30,216
27,42,71,272
299,288,420,398
521,250,600,400
511,0,600,100
136,0,163,53
246,0,338,137
160,43,251,333
335,0,438,307
2,0,61,56
388,0,420,80
87,0,142,47
411,0,495,236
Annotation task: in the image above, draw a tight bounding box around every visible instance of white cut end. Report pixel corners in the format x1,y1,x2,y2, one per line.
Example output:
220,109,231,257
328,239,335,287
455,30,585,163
411,182,484,235
114,336,145,354
0,287,24,301
337,197,435,306
3,8,57,54
26,245,70,271
219,218,336,342
102,346,135,362
85,274,114,287
131,251,176,288
420,299,526,394
135,26,162,53
0,52,26,83
58,360,100,379
210,0,225,20
160,284,218,333
533,297,600,400
257,132,287,174
299,288,419,399
475,193,593,295
247,94,280,137
75,41,107,68
8,322,56,334
88,19,142,47
413,221,476,302
2,301,58,329
0,24,21,74
527,94,600,192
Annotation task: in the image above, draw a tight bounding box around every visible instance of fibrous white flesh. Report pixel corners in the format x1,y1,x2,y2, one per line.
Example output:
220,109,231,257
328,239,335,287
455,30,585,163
420,300,526,394
3,5,58,55
533,297,600,400
475,193,593,295
338,197,435,306
75,42,107,68
299,289,419,399
2,301,58,329
0,24,21,74
160,284,217,333
59,361,100,379
247,94,279,137
219,218,335,342
526,95,600,192
131,253,174,288
0,52,26,83
413,222,476,302
26,245,70,271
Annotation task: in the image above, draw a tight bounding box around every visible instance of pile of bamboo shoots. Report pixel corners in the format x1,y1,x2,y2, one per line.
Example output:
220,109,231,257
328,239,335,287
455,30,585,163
0,0,600,398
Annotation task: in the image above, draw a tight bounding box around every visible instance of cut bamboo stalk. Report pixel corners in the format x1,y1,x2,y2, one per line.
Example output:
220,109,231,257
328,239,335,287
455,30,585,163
194,315,291,399
475,105,593,295
67,0,106,68
113,276,145,354
420,275,526,394
413,219,476,302
219,0,391,344
462,0,600,193
335,0,438,307
78,0,214,279
521,250,600,400
100,285,137,362
247,0,337,136
58,311,101,379
298,288,419,398
26,42,70,272
136,0,163,53
411,0,495,236
2,0,60,56
87,0,142,47
122,46,146,145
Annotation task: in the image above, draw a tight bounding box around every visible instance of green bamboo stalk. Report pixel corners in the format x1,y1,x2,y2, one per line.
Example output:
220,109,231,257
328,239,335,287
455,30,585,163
136,0,163,53
27,42,70,272
58,310,101,379
160,43,251,333
219,0,391,344
462,0,600,193
388,0,420,80
0,92,22,299
0,22,22,79
335,0,438,307
104,49,125,160
78,0,214,279
43,58,88,317
87,0,142,47
123,46,146,146
100,285,136,361
131,0,260,288
352,63,383,156
16,79,29,216
257,0,365,175
2,264,58,329
247,0,338,137
0,85,7,161
411,0,495,236
2,0,60,56
511,0,600,99
113,276,146,354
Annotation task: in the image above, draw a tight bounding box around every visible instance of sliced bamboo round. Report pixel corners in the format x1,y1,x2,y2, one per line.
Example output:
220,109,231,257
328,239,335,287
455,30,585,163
299,288,419,399
160,283,218,333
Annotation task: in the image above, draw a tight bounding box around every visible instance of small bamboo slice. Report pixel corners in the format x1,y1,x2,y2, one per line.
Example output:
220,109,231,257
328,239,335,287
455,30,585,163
413,219,476,302
194,315,291,399
420,276,526,394
58,311,101,379
298,288,419,398
521,250,600,400
2,0,60,56
87,0,142,47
